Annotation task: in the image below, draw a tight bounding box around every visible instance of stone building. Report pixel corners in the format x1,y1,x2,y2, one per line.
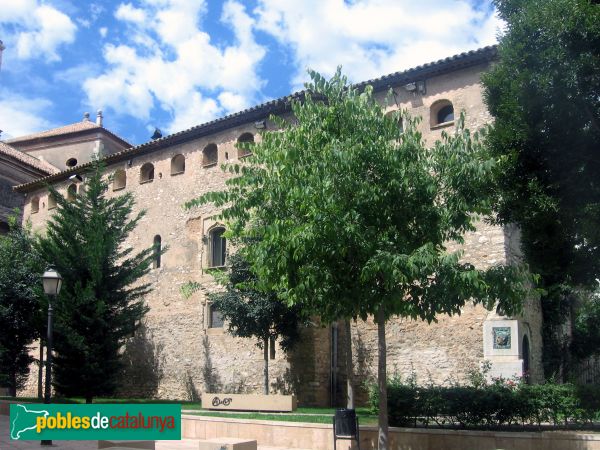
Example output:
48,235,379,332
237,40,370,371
12,45,543,405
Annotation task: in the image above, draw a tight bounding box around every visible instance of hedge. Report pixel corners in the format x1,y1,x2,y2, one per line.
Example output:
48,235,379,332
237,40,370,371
368,379,600,428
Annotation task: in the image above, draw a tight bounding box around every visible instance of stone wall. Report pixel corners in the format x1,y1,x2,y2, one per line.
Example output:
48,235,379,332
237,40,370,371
19,61,543,405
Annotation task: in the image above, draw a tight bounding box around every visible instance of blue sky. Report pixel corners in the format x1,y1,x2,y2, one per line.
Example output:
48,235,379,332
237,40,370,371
0,0,502,146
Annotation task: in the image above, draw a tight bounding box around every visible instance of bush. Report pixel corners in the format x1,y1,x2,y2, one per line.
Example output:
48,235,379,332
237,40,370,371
369,376,600,429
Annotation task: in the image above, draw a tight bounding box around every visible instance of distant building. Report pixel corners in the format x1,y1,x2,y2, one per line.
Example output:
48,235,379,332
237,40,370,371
12,46,543,405
0,111,129,231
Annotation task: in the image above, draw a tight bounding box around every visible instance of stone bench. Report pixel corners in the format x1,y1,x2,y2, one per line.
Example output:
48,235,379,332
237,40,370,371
197,438,257,450
98,440,156,450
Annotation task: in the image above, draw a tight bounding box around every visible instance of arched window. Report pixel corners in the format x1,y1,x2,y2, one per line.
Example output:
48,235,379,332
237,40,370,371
113,169,126,191
171,154,185,175
67,183,77,202
237,132,254,159
31,197,40,214
202,143,218,167
208,226,226,267
385,110,404,133
66,158,78,168
153,235,162,269
140,163,154,184
48,193,57,210
430,100,454,127
208,303,224,328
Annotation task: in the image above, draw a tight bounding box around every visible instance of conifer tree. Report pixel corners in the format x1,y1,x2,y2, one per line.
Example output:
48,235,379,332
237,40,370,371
37,160,159,403
0,216,44,396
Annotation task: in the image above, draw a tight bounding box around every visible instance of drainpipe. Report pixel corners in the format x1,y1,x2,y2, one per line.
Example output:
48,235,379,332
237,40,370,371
330,322,338,406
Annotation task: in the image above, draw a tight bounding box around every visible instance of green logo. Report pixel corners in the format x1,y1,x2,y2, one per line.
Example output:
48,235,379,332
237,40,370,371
10,404,181,441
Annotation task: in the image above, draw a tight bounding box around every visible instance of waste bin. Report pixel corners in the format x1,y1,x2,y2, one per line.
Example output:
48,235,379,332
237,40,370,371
333,408,359,449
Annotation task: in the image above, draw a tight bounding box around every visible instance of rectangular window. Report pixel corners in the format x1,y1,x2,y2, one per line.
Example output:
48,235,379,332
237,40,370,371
209,304,224,328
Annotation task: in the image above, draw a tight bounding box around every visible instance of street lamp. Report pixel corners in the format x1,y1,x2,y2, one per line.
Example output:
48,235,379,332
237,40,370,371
41,268,62,446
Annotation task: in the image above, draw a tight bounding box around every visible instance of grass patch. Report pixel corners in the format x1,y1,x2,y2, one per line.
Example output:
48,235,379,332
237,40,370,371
186,408,378,425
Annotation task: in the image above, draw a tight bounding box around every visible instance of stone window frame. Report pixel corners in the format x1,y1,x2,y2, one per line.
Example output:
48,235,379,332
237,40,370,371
202,143,218,168
171,154,185,176
140,162,155,184
31,196,40,214
206,224,227,269
237,132,254,159
430,99,455,130
66,157,78,168
113,169,127,191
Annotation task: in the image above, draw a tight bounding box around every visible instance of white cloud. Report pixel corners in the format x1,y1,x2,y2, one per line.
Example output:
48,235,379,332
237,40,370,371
254,0,503,88
115,3,148,25
84,0,266,134
0,1,77,62
99,27,108,38
0,90,56,139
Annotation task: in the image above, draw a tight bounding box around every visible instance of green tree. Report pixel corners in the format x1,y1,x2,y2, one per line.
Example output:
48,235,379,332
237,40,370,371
482,0,600,372
483,0,600,287
37,161,160,403
0,216,44,396
191,252,305,395
188,69,529,450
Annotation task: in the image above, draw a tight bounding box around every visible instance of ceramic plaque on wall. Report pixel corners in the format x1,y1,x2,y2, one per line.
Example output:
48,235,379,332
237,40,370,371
493,327,511,349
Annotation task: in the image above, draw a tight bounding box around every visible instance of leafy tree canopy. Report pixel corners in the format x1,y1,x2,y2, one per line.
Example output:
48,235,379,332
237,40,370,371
0,215,44,396
205,252,305,394
189,69,528,324
209,253,304,351
483,0,600,287
37,161,160,402
188,68,531,449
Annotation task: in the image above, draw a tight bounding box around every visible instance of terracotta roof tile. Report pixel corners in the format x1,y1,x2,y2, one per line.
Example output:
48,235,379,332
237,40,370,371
0,141,60,174
5,120,131,147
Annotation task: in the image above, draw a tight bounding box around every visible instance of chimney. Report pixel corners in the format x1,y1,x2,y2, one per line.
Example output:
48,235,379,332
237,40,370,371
83,112,90,122
96,109,103,126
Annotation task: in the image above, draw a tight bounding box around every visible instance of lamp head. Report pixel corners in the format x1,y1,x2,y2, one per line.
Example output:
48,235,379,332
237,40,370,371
42,268,63,296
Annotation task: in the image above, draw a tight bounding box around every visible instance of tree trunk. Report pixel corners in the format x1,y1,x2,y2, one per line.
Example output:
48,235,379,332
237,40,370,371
344,319,355,409
263,337,269,395
8,371,16,397
38,343,44,399
377,305,388,450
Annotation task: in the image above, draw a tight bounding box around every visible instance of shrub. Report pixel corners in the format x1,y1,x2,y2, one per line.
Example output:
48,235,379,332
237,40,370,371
371,377,599,429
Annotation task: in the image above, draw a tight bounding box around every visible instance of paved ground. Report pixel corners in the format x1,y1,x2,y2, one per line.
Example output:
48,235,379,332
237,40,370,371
1,416,308,450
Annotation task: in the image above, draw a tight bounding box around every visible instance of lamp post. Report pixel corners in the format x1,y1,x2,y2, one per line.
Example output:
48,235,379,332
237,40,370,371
41,268,62,446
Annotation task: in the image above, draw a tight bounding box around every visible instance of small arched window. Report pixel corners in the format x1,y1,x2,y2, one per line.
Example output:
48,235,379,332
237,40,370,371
237,132,254,159
48,193,57,210
431,100,454,128
66,158,78,168
153,235,162,269
385,110,404,133
208,226,226,267
31,197,40,214
113,169,126,191
171,154,185,175
67,184,77,202
208,303,224,328
140,163,154,184
202,143,218,167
